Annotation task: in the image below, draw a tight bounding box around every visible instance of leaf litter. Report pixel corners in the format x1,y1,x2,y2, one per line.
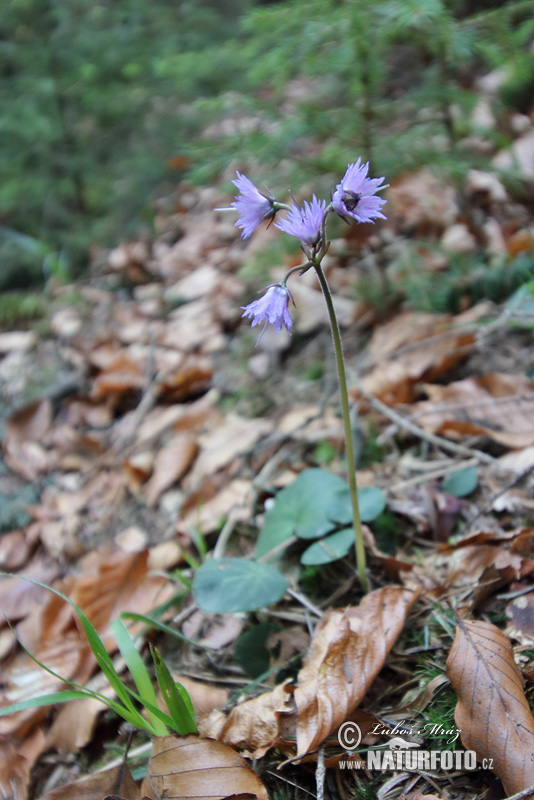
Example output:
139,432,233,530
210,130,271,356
1,139,534,800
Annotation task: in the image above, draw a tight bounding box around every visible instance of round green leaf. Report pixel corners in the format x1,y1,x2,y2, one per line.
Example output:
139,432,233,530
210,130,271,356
300,528,354,566
442,466,478,498
255,469,347,558
328,486,386,524
193,558,288,613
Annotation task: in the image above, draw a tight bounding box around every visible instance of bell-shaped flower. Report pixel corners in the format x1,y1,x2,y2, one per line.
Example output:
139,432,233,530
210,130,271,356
241,283,294,339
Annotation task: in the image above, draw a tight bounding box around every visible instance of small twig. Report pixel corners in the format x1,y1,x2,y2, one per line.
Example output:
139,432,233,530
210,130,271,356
212,507,242,559
356,383,505,469
316,745,326,800
94,741,153,775
266,770,317,798
390,457,480,493
503,784,534,800
287,588,323,618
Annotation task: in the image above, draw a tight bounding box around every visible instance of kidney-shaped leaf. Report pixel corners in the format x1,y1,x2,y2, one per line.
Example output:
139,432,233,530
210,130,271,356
328,486,386,525
447,619,534,796
255,469,347,558
442,466,478,498
193,558,288,614
300,528,354,566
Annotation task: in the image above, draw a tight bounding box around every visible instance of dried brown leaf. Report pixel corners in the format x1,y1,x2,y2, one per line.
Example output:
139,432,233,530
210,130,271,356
446,619,534,796
187,414,273,486
0,729,47,800
294,587,420,757
71,548,173,649
141,734,268,800
144,433,198,506
411,374,534,448
353,311,476,406
92,352,145,400
199,588,419,760
5,399,52,445
198,680,294,758
40,763,140,800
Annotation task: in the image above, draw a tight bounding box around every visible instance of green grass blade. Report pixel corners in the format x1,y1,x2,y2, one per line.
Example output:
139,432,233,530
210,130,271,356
110,618,168,736
0,690,93,715
150,645,197,734
0,574,144,724
4,617,153,731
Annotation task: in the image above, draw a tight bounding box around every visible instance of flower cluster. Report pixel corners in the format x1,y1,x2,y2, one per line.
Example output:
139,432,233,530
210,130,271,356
222,160,386,339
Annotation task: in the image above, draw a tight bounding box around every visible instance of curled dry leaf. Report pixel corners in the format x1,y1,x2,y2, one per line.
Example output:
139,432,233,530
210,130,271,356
141,734,268,800
199,587,420,760
294,586,420,757
198,680,294,758
446,619,534,797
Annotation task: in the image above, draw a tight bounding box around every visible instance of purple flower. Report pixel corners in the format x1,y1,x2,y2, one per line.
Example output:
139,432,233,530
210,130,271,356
241,284,294,338
332,159,386,223
230,172,275,238
275,195,326,246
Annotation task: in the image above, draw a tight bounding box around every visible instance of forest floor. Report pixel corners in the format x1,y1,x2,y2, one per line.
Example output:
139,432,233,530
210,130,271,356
1,70,534,800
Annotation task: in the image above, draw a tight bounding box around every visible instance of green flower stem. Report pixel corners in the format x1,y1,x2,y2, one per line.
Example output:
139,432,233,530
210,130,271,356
312,260,368,593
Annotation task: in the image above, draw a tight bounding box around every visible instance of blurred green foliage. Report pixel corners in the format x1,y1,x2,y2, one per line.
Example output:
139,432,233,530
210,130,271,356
0,0,532,286
0,0,252,281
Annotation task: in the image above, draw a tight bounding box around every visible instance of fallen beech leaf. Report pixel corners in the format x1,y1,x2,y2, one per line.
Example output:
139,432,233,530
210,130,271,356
0,729,47,800
5,399,52,445
71,548,173,650
446,619,534,796
411,373,534,448
294,586,420,757
158,357,213,402
180,478,253,535
353,311,476,406
144,432,198,506
198,680,294,757
0,558,60,624
92,352,145,400
446,544,528,608
47,681,116,750
141,734,268,800
187,413,273,486
199,588,420,759
41,762,140,800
